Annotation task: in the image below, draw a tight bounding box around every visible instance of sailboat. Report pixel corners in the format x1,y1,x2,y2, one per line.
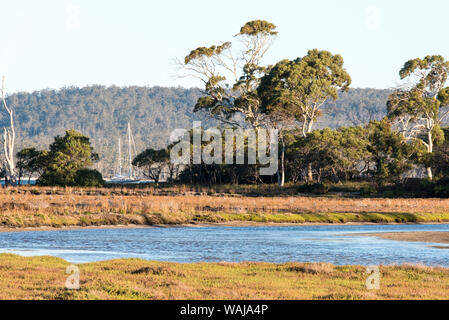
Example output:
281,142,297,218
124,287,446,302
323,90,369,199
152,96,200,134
109,122,140,184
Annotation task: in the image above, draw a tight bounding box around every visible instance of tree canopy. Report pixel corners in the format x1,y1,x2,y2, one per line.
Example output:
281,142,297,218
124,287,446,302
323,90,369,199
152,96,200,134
38,130,99,186
387,55,449,179
182,20,278,128
132,148,170,183
259,49,351,137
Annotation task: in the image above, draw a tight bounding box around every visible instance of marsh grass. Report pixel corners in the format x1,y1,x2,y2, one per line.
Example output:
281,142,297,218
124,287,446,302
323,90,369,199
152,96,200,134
1,186,449,228
0,254,448,300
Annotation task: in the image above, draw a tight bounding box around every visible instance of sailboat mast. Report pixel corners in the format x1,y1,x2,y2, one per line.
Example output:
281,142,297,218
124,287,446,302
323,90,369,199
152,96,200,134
128,122,132,178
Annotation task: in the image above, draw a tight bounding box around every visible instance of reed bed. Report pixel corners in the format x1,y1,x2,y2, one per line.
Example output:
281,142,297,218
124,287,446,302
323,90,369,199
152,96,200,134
0,186,449,228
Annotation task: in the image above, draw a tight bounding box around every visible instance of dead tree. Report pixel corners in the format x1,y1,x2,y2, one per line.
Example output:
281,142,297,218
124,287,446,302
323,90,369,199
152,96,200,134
1,76,16,185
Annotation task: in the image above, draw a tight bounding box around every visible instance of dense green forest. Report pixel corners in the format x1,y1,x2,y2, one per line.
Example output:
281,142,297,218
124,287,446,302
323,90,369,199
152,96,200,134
1,86,390,177
2,86,211,176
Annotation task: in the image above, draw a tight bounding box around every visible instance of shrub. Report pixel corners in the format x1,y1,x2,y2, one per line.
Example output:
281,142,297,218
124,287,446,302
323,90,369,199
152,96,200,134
360,185,378,196
297,183,329,195
433,178,449,197
74,169,105,187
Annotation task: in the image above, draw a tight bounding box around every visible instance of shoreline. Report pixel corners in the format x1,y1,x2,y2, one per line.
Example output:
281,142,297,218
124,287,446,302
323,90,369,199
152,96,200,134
347,231,449,245
1,220,449,233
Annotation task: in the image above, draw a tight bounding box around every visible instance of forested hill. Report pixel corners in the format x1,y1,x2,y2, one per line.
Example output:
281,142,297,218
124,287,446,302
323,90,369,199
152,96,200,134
1,86,391,176
317,88,391,128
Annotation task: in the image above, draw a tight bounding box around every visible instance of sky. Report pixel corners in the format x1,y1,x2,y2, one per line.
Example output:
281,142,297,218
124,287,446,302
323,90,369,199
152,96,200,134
1,0,449,93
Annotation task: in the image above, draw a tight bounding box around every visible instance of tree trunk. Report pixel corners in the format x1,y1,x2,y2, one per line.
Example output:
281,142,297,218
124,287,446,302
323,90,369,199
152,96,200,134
426,167,433,180
307,120,314,134
427,130,433,180
1,77,16,185
307,162,313,182
305,120,314,183
278,140,285,187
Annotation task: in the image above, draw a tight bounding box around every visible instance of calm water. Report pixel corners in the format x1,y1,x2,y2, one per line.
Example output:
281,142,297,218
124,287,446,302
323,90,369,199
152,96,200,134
1,224,449,266
0,179,36,185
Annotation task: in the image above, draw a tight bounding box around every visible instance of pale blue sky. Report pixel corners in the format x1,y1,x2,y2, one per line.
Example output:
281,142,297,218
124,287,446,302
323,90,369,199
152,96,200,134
1,0,449,93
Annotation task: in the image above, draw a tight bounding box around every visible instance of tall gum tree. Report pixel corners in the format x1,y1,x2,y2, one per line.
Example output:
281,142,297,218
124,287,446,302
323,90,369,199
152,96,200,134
258,49,351,183
387,55,449,180
180,20,278,128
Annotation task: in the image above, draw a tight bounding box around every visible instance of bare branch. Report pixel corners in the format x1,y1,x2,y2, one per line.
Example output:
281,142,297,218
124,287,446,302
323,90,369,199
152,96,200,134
0,76,16,185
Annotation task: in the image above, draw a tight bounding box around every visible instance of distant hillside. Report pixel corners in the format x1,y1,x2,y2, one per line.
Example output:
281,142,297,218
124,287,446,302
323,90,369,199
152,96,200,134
317,88,390,129
1,86,391,176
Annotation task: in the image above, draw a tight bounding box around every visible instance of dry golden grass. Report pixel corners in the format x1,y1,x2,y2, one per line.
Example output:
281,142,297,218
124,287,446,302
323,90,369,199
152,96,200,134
1,186,449,228
0,254,448,300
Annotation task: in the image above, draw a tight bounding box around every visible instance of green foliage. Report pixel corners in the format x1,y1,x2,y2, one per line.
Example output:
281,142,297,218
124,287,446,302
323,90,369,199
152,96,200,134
74,169,105,187
286,126,369,182
359,185,378,197
399,55,449,83
184,42,231,64
432,178,449,197
432,127,449,178
174,128,272,185
259,49,351,135
387,56,449,163
16,147,47,184
438,87,449,106
38,130,98,186
3,86,210,177
366,120,418,184
2,85,395,177
184,20,278,127
283,119,425,186
132,148,169,167
132,148,170,183
431,125,445,146
296,183,329,195
388,55,449,122
238,20,278,36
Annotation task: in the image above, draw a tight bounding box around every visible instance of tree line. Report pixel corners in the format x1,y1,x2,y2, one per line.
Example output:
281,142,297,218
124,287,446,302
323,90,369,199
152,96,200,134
2,129,103,187
0,86,391,177
133,20,449,192
2,19,449,193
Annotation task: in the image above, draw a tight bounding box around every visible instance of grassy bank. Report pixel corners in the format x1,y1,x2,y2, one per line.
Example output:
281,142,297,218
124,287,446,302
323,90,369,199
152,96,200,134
0,254,448,299
1,186,449,228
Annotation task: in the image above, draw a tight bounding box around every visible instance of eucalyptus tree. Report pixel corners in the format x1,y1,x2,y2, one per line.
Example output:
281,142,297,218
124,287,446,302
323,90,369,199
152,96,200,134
387,55,449,180
16,147,47,185
132,148,170,183
366,120,418,185
181,20,278,128
285,126,370,183
432,127,449,178
258,49,351,182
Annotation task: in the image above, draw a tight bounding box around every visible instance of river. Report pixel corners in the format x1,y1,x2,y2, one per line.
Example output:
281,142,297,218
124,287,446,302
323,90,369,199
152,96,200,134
1,224,449,266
